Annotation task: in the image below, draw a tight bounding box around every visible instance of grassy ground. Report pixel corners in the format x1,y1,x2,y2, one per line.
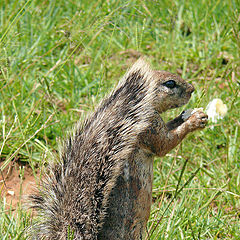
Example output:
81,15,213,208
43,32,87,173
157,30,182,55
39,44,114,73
0,0,239,239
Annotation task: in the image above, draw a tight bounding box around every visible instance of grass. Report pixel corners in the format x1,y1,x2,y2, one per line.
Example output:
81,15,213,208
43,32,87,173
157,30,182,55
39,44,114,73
0,0,239,239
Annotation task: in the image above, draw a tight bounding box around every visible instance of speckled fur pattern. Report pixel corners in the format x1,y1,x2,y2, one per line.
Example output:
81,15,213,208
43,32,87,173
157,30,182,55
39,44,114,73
29,59,208,240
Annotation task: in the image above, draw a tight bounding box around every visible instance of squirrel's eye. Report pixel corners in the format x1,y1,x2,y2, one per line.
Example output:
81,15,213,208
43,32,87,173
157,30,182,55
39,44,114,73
164,80,176,89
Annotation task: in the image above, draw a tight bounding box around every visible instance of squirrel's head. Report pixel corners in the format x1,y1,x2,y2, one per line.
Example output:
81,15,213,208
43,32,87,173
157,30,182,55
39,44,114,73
124,59,194,114
153,70,194,113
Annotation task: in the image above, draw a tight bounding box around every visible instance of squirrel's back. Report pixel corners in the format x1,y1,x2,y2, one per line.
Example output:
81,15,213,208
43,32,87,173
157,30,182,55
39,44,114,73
29,59,158,240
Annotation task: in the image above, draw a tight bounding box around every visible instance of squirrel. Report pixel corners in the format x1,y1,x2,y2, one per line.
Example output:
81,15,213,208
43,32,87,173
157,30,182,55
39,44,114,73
29,59,208,240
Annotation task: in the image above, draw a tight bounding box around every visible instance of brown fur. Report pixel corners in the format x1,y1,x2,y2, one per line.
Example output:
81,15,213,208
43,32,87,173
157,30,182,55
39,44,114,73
29,59,208,240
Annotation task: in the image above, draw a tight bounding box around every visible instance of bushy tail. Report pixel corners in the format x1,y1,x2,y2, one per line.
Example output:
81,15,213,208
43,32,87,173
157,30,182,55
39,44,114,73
28,59,158,240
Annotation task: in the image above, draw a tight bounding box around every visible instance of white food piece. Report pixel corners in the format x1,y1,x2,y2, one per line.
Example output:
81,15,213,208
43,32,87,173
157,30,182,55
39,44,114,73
206,99,227,123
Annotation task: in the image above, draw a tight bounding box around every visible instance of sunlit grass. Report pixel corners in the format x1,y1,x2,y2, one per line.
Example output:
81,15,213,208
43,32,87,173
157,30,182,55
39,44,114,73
0,0,239,239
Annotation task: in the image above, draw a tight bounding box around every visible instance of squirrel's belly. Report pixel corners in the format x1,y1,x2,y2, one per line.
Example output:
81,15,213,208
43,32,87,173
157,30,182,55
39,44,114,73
98,148,154,240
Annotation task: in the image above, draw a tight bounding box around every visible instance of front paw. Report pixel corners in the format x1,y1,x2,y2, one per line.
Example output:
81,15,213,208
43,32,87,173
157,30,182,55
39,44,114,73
187,111,208,131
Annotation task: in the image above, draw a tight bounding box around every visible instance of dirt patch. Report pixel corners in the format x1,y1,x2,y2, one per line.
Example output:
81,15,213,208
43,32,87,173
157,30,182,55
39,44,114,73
0,161,38,210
